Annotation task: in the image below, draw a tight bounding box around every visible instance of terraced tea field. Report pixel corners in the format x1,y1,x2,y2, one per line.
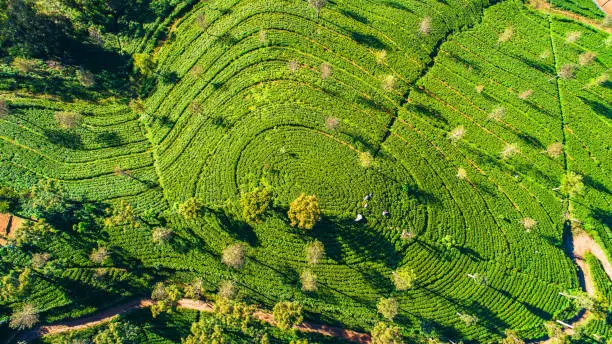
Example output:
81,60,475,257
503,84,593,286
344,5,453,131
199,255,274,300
0,0,610,343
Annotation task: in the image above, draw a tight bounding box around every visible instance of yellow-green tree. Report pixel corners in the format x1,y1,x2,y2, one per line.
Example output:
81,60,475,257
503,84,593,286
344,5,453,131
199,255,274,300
272,301,303,330
288,194,321,230
133,53,157,76
151,282,182,318
371,322,402,344
240,186,272,222
178,197,204,220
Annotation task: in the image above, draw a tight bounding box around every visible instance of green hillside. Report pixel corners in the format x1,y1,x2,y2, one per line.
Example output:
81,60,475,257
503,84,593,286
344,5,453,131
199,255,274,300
0,0,610,343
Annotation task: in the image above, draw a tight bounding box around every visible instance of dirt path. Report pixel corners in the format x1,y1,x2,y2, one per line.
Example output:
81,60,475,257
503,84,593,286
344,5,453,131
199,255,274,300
16,298,370,343
537,231,612,343
529,0,611,32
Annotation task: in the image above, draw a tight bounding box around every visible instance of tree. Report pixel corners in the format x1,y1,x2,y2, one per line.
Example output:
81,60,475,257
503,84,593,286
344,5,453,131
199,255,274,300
321,62,332,79
133,53,157,76
305,240,325,265
184,278,205,299
152,227,173,245
359,151,373,168
272,301,303,330
488,106,505,121
54,111,83,129
129,98,145,114
377,298,399,321
467,273,488,286
501,143,519,159
12,57,37,73
475,84,484,93
76,68,95,87
9,303,39,330
419,16,432,36
578,51,596,66
12,220,56,246
240,186,272,222
325,116,340,131
501,329,525,344
258,29,267,44
557,64,574,79
300,269,317,291
381,75,397,92
105,200,139,229
498,26,514,43
520,217,537,232
0,99,8,118
178,197,204,220
545,142,563,158
371,322,402,344
31,253,51,269
151,282,182,318
288,194,321,230
93,321,140,344
213,297,255,330
374,50,387,66
308,0,327,17
222,243,245,269
90,246,110,265
560,172,584,197
391,268,416,291
457,312,479,326
288,60,299,73
565,31,581,43
518,89,533,100
448,126,465,143
25,179,68,217
456,167,467,180
218,280,237,300
183,317,226,344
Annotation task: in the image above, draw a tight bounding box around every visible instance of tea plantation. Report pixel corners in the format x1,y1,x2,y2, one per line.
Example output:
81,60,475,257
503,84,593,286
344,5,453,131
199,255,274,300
0,0,610,343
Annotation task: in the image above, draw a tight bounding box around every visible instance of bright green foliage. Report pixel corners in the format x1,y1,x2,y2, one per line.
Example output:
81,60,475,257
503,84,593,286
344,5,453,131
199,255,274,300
105,200,139,229
377,298,399,321
24,179,68,217
560,172,584,197
288,194,320,230
183,317,226,344
92,321,140,344
371,322,402,344
272,301,303,330
391,268,416,291
177,197,204,220
213,297,255,331
151,282,183,318
133,53,157,76
240,186,272,222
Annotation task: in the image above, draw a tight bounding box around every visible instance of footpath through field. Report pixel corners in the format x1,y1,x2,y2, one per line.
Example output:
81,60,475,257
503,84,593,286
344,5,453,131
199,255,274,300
537,230,612,343
16,298,370,343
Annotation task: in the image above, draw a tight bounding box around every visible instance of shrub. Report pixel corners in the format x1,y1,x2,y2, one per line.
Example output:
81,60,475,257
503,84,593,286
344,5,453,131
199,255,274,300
9,304,39,330
288,194,321,230
12,57,37,73
240,186,272,222
377,297,399,321
288,60,299,73
273,301,303,330
305,240,325,265
222,244,245,269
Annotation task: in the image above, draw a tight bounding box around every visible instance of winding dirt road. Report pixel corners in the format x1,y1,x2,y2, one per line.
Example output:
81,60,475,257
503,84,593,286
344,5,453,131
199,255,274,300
16,298,370,343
